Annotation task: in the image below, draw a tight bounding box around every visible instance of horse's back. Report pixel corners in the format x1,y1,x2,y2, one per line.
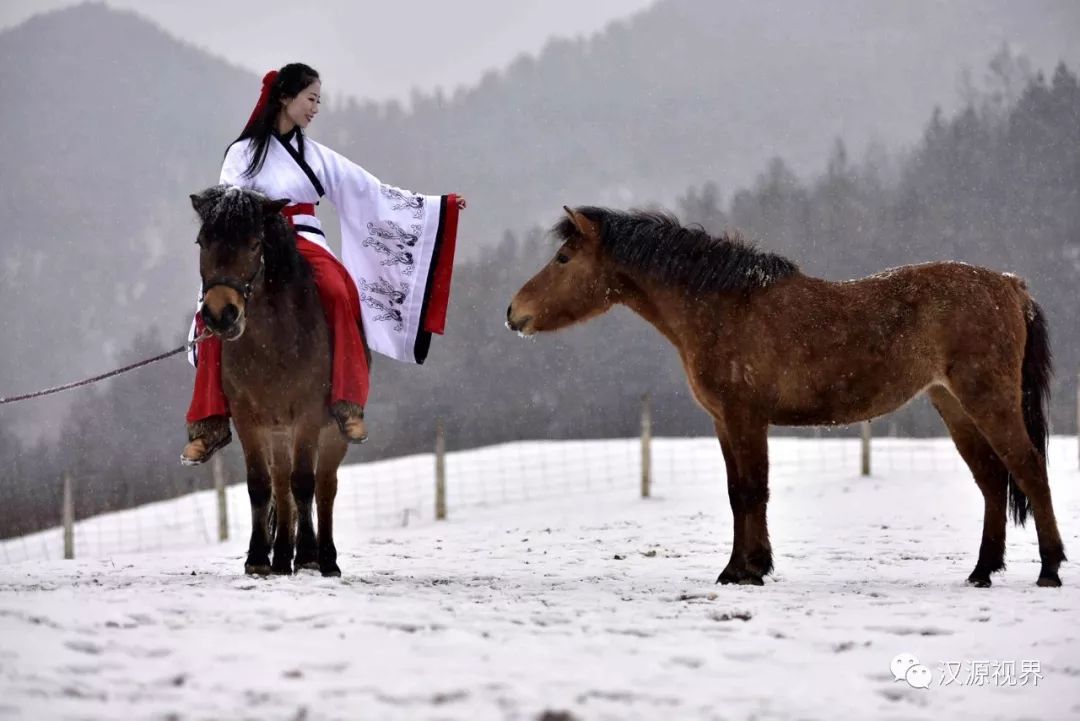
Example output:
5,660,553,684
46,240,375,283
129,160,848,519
813,261,1030,333
744,261,1033,424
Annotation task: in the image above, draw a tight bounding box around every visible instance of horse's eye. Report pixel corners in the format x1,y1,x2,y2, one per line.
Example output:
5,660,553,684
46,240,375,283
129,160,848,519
556,253,570,265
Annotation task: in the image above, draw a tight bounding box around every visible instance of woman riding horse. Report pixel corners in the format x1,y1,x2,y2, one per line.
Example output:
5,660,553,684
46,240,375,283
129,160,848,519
183,63,466,465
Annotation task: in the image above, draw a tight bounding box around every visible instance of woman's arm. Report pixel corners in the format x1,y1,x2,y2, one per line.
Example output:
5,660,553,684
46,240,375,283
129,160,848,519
313,140,465,211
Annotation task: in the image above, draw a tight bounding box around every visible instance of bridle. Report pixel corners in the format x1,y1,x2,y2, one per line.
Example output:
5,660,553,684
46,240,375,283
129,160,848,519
199,254,265,304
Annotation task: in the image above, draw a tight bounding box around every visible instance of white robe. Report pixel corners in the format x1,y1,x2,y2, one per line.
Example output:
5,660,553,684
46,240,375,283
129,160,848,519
198,129,457,365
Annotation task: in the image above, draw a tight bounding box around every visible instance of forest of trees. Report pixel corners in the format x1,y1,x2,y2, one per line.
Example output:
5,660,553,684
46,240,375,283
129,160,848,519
2,59,1077,541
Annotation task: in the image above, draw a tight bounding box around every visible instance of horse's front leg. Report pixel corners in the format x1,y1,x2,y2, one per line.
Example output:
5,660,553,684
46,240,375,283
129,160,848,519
236,423,273,575
716,415,772,586
714,420,748,584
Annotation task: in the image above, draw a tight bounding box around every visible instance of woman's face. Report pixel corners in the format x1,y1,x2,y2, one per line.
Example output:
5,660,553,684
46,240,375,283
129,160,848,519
281,80,321,129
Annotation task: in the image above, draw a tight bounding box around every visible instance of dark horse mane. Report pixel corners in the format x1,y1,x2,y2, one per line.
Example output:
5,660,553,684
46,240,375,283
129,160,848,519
556,207,799,294
192,184,312,292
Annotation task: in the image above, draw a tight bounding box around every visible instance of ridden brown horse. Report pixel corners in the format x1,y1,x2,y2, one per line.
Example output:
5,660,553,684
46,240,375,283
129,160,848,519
192,185,347,577
507,206,1065,588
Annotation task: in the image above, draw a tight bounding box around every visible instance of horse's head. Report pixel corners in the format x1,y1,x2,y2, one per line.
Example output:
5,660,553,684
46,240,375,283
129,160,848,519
190,186,290,340
506,206,618,336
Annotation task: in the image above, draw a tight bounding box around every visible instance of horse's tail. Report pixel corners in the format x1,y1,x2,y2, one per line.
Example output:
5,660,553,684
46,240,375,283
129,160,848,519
1011,299,1052,527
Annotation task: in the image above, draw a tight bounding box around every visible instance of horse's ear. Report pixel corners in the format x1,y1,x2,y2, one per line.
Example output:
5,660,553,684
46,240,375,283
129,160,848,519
190,193,210,219
563,206,599,243
264,198,291,217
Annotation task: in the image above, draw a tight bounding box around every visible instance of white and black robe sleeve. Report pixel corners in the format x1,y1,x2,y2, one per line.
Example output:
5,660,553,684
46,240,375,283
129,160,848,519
308,139,459,364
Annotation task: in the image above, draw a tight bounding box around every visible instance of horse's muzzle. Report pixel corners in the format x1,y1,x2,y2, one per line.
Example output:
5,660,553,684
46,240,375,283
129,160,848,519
201,303,246,341
505,304,534,335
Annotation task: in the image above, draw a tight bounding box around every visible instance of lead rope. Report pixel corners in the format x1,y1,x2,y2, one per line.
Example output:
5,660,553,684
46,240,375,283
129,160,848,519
0,329,213,405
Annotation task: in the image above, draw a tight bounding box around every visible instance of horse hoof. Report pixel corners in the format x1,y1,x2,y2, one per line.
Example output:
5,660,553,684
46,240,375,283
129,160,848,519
717,569,761,585
966,575,992,588
737,575,765,586
1036,574,1062,588
245,563,271,576
321,563,341,578
294,550,319,570
270,562,293,576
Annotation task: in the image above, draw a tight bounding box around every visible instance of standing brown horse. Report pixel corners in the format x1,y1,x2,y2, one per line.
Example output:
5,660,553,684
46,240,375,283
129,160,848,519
507,206,1065,588
192,185,347,577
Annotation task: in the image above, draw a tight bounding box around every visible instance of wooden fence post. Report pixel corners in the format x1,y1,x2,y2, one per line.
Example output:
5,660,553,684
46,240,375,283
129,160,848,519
62,471,74,560
212,454,228,542
435,418,447,520
641,394,652,498
860,421,872,477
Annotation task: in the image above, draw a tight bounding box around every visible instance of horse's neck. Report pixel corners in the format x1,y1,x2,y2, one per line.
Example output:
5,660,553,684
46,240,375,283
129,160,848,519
616,272,734,352
617,274,686,342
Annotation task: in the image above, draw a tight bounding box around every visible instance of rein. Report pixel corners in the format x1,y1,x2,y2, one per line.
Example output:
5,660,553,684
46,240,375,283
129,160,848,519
0,330,213,406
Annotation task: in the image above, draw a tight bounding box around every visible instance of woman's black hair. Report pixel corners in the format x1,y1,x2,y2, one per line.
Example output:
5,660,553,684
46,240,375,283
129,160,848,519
232,62,320,178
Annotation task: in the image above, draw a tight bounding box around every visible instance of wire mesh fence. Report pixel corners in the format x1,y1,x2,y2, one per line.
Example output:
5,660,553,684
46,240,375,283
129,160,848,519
2,426,1077,565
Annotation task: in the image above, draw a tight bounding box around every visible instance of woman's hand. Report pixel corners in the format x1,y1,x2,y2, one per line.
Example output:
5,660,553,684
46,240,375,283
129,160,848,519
455,195,467,210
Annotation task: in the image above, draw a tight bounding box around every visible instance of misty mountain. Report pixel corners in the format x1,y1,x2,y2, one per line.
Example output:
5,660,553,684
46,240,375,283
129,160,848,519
1,0,1078,441
320,0,1080,237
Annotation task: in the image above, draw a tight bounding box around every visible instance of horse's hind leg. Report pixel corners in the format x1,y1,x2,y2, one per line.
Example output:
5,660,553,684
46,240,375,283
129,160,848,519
929,387,1008,587
315,430,348,577
269,434,297,575
948,380,1066,586
292,427,320,572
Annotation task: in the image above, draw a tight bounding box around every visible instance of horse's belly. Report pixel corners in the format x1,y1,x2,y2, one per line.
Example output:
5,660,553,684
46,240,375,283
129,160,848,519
771,368,933,426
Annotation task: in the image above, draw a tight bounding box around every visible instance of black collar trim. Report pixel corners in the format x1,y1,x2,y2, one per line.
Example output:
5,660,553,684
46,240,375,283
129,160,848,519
273,130,325,198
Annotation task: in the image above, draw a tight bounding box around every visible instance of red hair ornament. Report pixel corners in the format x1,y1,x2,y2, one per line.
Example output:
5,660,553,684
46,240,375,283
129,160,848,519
244,70,279,132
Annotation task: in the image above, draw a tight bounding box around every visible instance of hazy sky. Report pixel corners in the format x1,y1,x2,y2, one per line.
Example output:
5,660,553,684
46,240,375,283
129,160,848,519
0,0,657,103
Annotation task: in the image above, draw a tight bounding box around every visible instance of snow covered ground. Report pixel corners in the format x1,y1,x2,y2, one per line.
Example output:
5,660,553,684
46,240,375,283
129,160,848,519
1,436,1078,721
